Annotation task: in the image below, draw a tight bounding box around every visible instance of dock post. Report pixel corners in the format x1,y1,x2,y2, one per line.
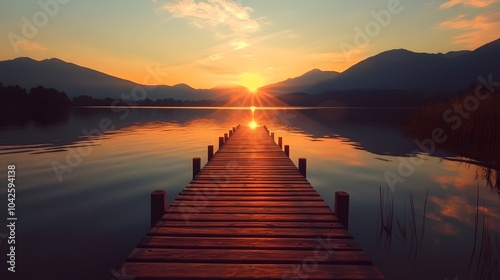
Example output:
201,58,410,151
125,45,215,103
150,190,166,227
335,191,350,230
224,133,229,142
278,137,283,149
299,158,307,177
271,132,275,142
219,137,224,149
284,145,290,157
193,157,201,179
208,145,214,161
233,127,236,133
229,130,233,137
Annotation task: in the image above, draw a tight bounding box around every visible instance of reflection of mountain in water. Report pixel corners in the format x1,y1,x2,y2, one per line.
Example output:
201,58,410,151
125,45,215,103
273,108,499,192
0,108,218,153
265,108,455,158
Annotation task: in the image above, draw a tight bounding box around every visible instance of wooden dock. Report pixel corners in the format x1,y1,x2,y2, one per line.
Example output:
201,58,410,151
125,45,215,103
119,125,384,279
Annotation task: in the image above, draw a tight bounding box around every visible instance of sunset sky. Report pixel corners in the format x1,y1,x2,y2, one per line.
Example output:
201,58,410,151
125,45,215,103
1,0,499,89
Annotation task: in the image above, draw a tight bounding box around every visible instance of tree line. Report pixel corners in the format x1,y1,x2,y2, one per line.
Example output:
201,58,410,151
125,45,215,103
72,95,220,107
0,83,220,109
0,83,71,110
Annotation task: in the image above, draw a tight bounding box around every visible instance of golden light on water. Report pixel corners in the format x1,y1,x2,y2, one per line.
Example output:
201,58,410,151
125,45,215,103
249,106,258,129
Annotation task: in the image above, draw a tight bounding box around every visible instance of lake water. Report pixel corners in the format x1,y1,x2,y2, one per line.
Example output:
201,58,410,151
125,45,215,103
0,107,499,280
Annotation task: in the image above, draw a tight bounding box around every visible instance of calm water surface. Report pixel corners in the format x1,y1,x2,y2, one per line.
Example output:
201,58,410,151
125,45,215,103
0,107,498,280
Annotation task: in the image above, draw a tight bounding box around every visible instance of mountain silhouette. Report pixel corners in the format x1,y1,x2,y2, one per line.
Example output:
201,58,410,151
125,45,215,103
259,69,339,96
0,57,216,101
307,38,500,95
1,38,498,105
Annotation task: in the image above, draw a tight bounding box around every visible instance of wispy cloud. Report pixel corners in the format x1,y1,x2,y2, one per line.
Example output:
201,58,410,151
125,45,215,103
231,40,249,50
438,12,500,48
161,0,260,33
439,0,497,9
197,29,295,70
16,41,47,52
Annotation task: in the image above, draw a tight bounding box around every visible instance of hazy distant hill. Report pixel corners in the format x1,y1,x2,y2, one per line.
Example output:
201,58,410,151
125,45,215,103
308,38,500,95
259,69,339,96
0,57,217,101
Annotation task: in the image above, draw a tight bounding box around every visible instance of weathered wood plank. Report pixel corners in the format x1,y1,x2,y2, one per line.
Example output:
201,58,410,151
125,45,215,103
180,190,321,196
170,200,330,207
153,220,342,229
186,184,313,188
166,206,333,214
147,227,352,238
177,195,324,200
138,236,362,251
120,263,385,280
127,248,373,265
160,213,339,222
191,181,311,185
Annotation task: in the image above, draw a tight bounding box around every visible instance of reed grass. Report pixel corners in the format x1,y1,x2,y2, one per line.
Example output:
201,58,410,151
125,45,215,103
377,187,428,258
407,86,500,195
466,186,500,280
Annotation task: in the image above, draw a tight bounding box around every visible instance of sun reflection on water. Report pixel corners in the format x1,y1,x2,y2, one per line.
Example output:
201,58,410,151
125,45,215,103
249,106,258,128
248,120,258,129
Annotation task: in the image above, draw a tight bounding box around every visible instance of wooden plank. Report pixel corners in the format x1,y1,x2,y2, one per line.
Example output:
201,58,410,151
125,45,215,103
202,167,300,170
200,169,302,173
147,227,352,238
166,206,333,214
154,220,342,229
191,181,310,184
127,248,372,264
197,173,306,178
179,191,321,197
186,184,313,188
160,213,339,222
193,176,308,180
120,263,385,280
138,236,362,251
204,163,297,167
176,195,324,200
170,200,329,207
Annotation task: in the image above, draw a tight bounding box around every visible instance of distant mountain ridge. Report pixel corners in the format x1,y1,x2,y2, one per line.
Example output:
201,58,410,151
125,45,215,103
307,38,500,95
0,57,218,101
259,69,339,96
0,57,333,102
1,38,499,105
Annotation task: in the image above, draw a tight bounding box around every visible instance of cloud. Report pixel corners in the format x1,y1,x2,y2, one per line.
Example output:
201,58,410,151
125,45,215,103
16,41,47,52
161,0,260,33
438,12,500,48
231,40,249,50
439,0,497,9
195,63,240,75
199,29,295,66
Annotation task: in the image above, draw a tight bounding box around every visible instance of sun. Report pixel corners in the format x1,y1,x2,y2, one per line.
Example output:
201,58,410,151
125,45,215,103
240,73,265,93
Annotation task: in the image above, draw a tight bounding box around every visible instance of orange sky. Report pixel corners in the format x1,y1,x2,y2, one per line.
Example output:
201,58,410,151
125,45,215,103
1,0,499,89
